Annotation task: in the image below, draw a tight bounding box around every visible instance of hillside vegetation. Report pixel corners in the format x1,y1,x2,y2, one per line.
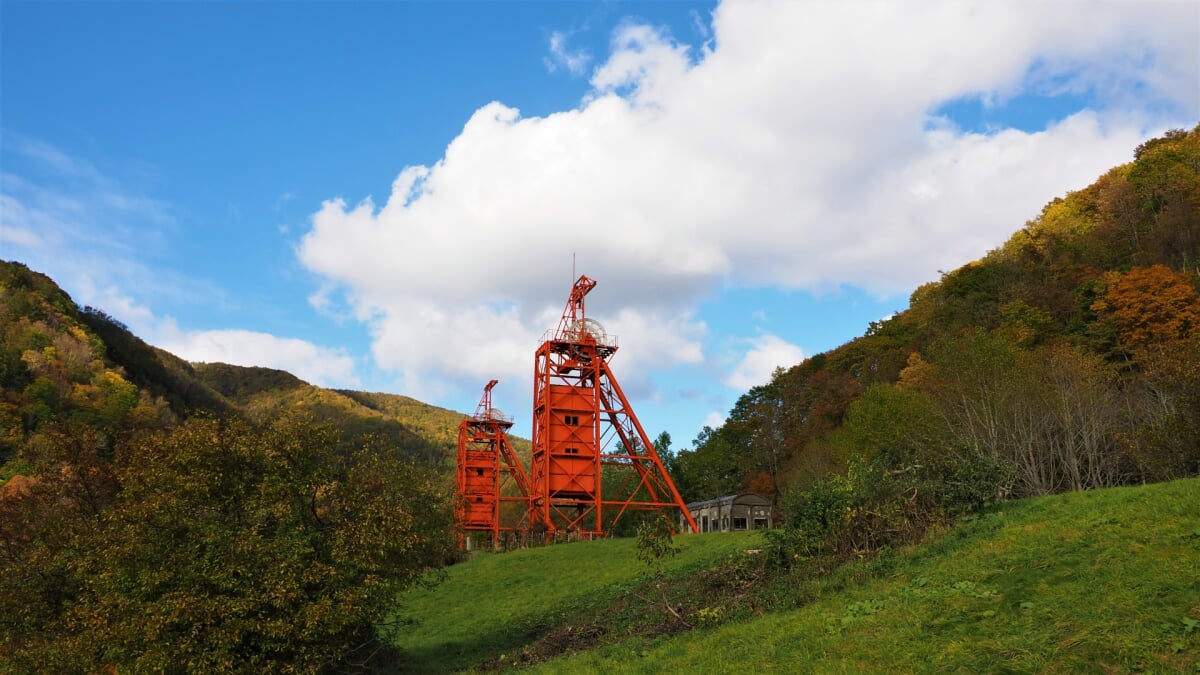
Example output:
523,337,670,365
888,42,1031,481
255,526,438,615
0,261,470,471
0,262,469,670
671,125,1200,506
194,362,466,465
394,478,1200,673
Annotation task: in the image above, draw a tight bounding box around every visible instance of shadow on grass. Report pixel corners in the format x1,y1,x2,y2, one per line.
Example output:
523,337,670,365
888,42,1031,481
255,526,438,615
396,622,552,674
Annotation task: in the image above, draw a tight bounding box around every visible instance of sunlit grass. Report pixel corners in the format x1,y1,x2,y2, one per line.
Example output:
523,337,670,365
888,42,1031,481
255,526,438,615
389,530,761,672
532,478,1200,673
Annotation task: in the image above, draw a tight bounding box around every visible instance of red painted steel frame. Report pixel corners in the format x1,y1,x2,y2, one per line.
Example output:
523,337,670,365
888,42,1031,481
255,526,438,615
455,380,535,550
530,276,699,538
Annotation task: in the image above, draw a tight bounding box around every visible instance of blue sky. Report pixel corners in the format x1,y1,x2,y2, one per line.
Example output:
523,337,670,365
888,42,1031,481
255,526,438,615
2,0,1197,450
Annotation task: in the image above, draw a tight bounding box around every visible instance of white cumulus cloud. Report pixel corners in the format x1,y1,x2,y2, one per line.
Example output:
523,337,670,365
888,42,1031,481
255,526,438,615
160,329,360,389
298,0,1198,402
702,410,726,431
724,334,805,390
545,30,592,77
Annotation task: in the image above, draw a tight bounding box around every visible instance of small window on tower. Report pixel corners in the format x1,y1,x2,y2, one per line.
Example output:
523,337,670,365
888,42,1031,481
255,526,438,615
565,415,579,425
476,468,484,477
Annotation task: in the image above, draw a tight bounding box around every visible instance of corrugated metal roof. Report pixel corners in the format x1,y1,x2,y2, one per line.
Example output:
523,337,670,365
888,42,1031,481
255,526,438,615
684,492,772,509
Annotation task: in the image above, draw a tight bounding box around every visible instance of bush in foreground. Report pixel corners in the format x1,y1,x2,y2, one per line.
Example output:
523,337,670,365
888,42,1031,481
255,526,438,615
0,417,454,673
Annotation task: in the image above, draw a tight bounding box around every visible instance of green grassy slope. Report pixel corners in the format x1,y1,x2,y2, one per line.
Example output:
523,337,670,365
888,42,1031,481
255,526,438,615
393,479,1200,673
391,530,762,673
537,478,1200,674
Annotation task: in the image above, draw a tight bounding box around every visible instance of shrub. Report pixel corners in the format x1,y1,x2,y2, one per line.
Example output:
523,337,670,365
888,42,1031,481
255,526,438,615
764,450,1014,568
1,416,455,673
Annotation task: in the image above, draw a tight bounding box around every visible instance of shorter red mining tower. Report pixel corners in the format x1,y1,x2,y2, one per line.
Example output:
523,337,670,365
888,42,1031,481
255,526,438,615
530,275,699,538
455,380,535,550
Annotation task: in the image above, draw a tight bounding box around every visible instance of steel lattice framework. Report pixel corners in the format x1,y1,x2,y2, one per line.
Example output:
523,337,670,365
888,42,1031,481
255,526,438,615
455,380,535,550
530,275,698,538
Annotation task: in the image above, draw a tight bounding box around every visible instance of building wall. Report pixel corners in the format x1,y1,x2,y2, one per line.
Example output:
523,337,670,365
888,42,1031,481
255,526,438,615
683,494,773,532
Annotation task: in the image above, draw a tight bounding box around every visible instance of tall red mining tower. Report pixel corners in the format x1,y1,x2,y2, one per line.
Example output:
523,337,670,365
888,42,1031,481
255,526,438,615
455,380,534,550
530,275,698,538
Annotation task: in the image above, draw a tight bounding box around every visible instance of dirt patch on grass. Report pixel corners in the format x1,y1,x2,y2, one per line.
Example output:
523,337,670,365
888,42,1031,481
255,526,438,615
473,599,692,671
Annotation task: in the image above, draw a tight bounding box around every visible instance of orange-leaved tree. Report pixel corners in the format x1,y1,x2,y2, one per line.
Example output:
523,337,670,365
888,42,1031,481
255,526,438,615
1090,264,1200,355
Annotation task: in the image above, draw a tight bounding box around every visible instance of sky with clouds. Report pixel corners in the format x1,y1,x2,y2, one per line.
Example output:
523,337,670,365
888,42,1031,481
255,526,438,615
2,0,1197,448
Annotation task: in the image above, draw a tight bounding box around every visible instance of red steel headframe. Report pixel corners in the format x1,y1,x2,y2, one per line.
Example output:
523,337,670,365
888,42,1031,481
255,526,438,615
455,380,536,550
530,275,698,538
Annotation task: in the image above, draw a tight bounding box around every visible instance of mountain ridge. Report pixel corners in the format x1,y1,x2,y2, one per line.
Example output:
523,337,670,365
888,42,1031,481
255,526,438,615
0,262,470,475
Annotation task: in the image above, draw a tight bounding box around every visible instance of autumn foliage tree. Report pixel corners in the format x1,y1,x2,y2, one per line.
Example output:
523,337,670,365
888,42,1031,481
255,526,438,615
1090,264,1200,355
0,423,118,663
0,417,454,673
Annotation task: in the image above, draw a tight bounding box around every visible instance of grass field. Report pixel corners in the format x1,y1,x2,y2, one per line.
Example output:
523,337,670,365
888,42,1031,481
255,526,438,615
393,478,1200,673
390,530,762,672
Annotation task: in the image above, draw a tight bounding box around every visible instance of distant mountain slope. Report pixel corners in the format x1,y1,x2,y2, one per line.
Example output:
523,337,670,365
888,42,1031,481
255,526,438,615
336,389,473,454
79,308,233,417
190,364,492,456
0,260,470,476
335,389,536,460
192,362,307,401
193,363,458,465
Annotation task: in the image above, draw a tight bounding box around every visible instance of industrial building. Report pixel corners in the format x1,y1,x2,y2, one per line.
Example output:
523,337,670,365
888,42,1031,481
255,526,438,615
682,493,774,533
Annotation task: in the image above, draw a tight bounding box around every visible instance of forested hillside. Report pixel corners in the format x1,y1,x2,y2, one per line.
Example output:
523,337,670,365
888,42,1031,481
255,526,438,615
1,263,192,469
0,263,468,473
192,363,462,464
0,263,465,670
672,125,1200,505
